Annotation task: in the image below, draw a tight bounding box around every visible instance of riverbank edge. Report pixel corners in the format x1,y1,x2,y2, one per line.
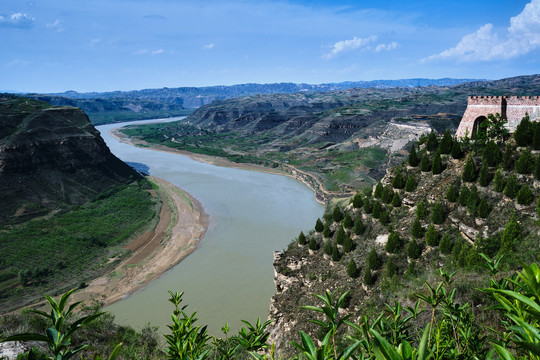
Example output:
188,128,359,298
110,128,353,205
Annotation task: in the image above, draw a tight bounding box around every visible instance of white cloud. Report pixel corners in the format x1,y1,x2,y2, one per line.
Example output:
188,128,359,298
375,42,399,52
152,49,164,55
203,43,215,50
46,19,64,32
134,49,149,55
0,13,35,28
324,35,377,59
423,0,540,62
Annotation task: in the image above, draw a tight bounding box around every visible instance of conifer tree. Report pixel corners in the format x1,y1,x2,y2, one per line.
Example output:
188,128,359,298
515,149,534,174
352,193,363,208
372,201,382,219
382,186,394,204
483,141,501,167
516,184,534,205
391,192,402,207
323,239,333,255
533,122,540,150
298,231,307,245
406,239,421,259
331,245,341,261
458,185,470,206
363,197,373,214
499,213,520,255
379,210,390,225
502,143,514,171
439,129,453,154
323,223,332,238
315,218,324,232
343,235,354,253
504,173,520,199
426,131,439,152
431,200,445,224
364,268,374,285
420,154,431,172
514,114,533,146
446,184,458,202
332,206,344,222
374,182,383,198
308,238,319,251
347,259,359,278
343,213,353,228
432,150,443,174
408,144,419,167
462,154,477,182
385,257,397,278
392,170,406,189
537,198,540,218
439,234,453,254
411,217,424,238
478,164,490,187
405,175,417,192
367,248,382,270
406,261,416,277
451,141,463,159
415,199,428,219
477,197,490,218
467,185,480,216
353,216,365,235
335,225,346,245
493,169,506,192
535,156,540,180
425,223,439,246
385,231,402,253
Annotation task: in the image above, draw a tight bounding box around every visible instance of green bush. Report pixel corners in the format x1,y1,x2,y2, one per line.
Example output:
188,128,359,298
478,164,490,186
378,210,390,225
308,238,319,251
411,217,424,238
451,141,463,159
502,143,514,170
504,173,520,199
477,197,490,218
482,141,501,167
351,193,363,208
438,129,453,154
315,218,324,232
385,231,402,253
516,184,534,205
392,170,406,189
432,151,443,174
332,206,344,222
439,234,453,254
462,155,477,182
425,223,439,246
420,155,431,172
343,213,353,228
363,268,375,285
374,182,383,198
323,239,333,255
426,131,439,152
405,175,417,192
343,235,354,253
467,185,480,216
323,223,332,238
331,244,341,261
458,184,470,206
391,193,402,207
335,225,346,245
514,114,533,146
406,239,421,259
408,144,419,167
515,149,534,174
372,201,383,219
353,216,365,235
493,169,506,192
431,201,445,225
415,199,428,219
381,186,394,204
385,257,397,278
446,184,458,202
363,197,373,214
298,231,307,245
499,213,520,255
347,259,359,278
367,248,382,270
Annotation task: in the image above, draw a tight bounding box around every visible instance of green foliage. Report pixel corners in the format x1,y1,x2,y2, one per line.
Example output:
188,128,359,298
504,173,520,199
363,197,374,214
458,184,470,206
367,248,382,270
364,268,375,285
431,151,443,175
535,156,540,180
477,197,491,218
385,257,398,278
516,184,534,205
486,113,510,143
503,143,515,171
499,213,520,255
411,217,424,238
385,232,402,254
462,154,477,182
426,131,439,152
515,149,534,174
323,239,333,256
336,225,346,245
381,186,394,204
483,140,501,167
331,245,341,262
425,223,439,246
478,164,490,186
467,184,480,216
372,201,383,219
374,182,384,199
438,129,453,154
391,193,401,208
431,201,445,225
451,140,463,159
378,210,390,225
315,218,324,232
445,184,458,202
353,216,365,235
420,154,431,172
439,234,453,254
514,114,533,147
534,121,540,150
323,223,332,238
476,235,500,258
404,175,417,192
493,168,506,192
392,170,406,189
537,198,540,218
408,144,419,167
347,259,359,278
407,239,421,259
333,206,344,222
308,238,319,251
343,235,354,253
298,231,307,245
343,213,354,228
415,199,428,220
352,193,364,208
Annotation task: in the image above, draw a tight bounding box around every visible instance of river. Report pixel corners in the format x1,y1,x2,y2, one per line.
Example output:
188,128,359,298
97,118,324,335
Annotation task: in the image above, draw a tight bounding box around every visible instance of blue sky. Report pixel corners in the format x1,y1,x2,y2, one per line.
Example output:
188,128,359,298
1,0,539,92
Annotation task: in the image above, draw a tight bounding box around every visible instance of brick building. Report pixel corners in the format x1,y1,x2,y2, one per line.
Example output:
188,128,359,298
456,96,540,137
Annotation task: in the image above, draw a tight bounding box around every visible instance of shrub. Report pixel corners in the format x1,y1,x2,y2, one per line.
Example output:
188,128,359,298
343,235,354,253
458,185,470,206
392,170,406,189
462,155,477,182
516,184,534,205
385,231,402,253
502,143,514,170
381,186,394,204
331,245,341,261
323,239,333,255
482,141,501,167
405,261,416,277
411,217,424,238
467,185,480,216
406,239,421,259
353,216,365,235
335,225,346,245
451,141,463,159
323,223,332,238
477,197,490,218
374,182,383,198
446,184,458,202
499,213,520,255
352,193,363,208
515,149,534,174
367,248,382,270
405,176,417,192
432,151,443,175
514,114,533,146
534,122,540,150
315,218,324,232
475,234,500,257
298,231,307,245
343,213,353,228
535,156,540,180
372,201,382,219
347,259,359,278
426,131,439,152
415,199,428,219
439,234,453,254
308,238,319,251
439,130,453,154
504,174,520,199
408,144,420,167
363,197,373,214
391,193,402,207
493,169,506,192
420,155,431,172
431,200,445,224
379,210,390,225
425,223,439,246
385,257,397,278
478,164,490,187
537,198,540,218
332,206,344,222
364,268,374,285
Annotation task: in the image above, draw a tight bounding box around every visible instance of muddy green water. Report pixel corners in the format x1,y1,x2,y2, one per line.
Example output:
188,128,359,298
97,119,324,335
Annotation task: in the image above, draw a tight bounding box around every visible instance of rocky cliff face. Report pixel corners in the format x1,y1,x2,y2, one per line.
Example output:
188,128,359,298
0,96,140,225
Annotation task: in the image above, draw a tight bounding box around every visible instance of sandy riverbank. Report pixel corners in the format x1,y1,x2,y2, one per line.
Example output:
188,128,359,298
70,176,209,307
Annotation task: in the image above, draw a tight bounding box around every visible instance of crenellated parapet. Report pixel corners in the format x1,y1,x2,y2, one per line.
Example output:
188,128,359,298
456,95,540,137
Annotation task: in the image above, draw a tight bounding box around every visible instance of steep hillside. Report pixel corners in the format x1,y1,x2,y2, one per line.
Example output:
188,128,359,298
267,121,540,355
0,95,141,225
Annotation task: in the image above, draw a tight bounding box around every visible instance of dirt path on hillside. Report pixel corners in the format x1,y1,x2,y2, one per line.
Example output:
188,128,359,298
69,176,209,307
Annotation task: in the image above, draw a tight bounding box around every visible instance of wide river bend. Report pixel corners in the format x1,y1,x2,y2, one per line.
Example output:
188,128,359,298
97,118,324,335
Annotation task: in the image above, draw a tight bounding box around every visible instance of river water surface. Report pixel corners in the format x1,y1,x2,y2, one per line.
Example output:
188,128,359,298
97,118,324,335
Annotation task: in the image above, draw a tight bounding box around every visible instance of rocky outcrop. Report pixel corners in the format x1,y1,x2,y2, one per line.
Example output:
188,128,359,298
0,96,140,224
